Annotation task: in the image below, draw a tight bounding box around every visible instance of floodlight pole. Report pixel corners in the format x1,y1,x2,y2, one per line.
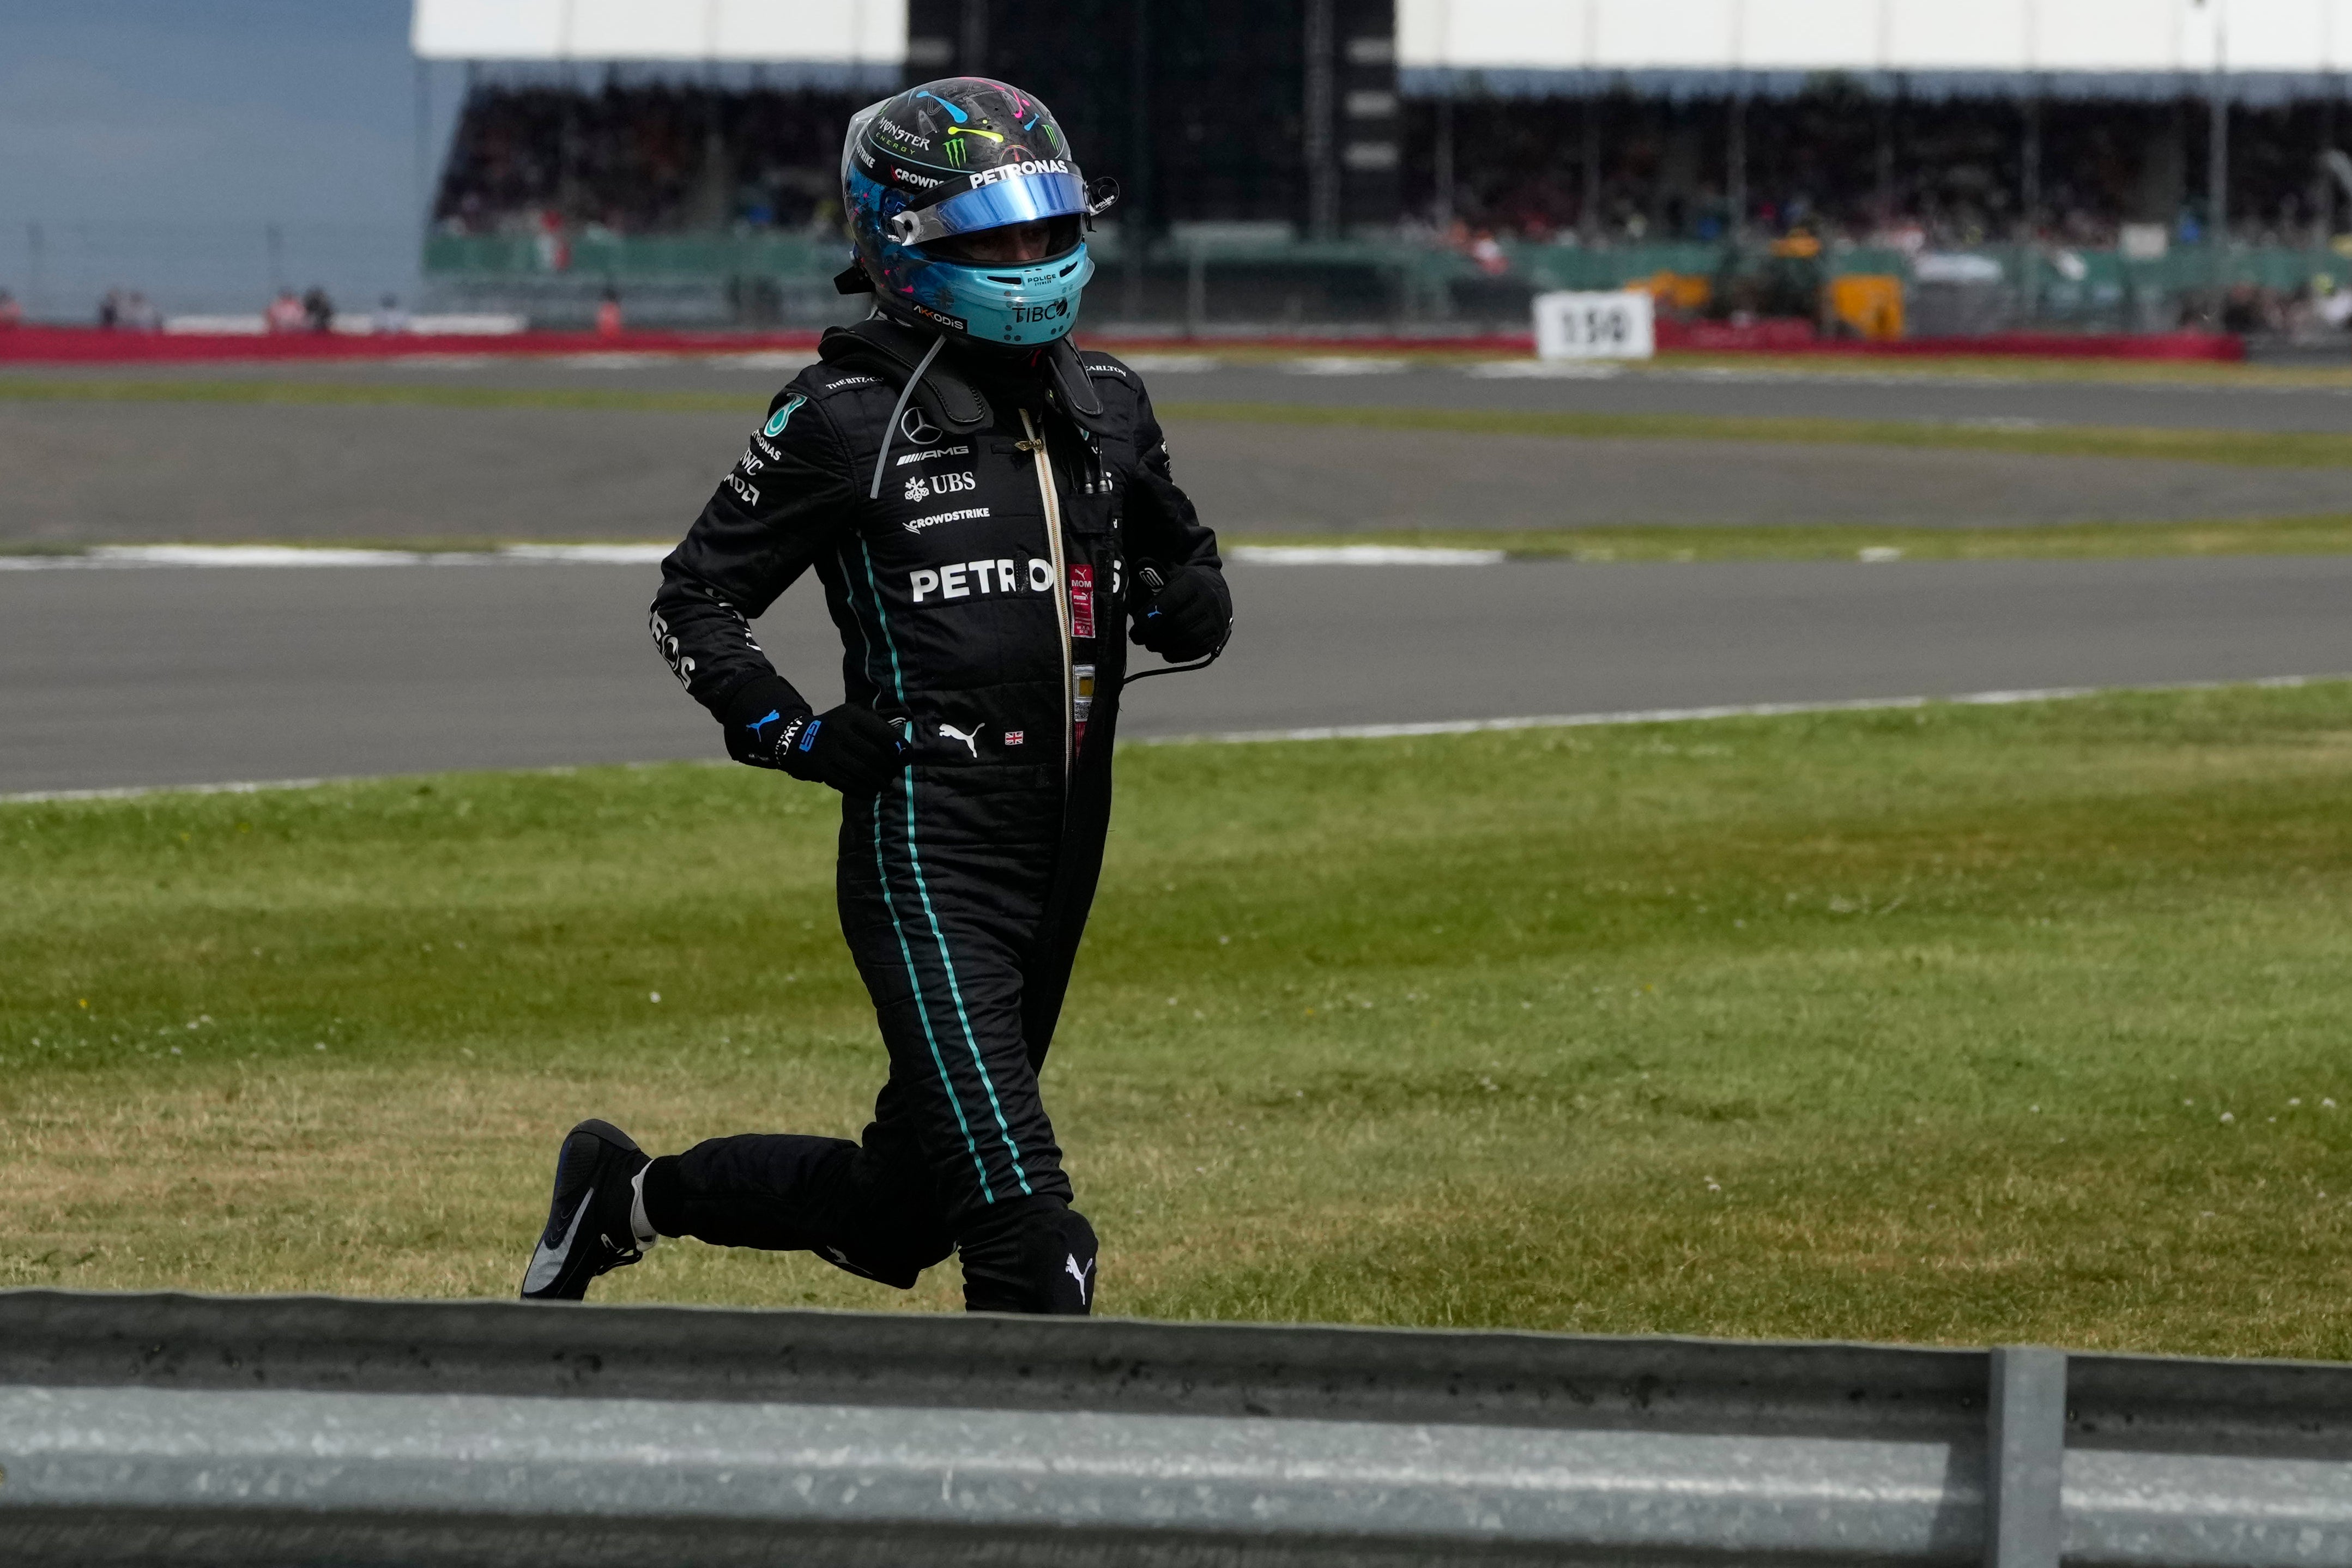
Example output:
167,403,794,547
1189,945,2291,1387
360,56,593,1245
959,0,987,75
1304,0,1339,239
2206,0,2229,265
1728,0,1749,241
1581,92,1601,241
2319,93,2339,244
1124,0,1151,322
1727,82,1749,240
2020,87,2041,237
1434,92,1455,228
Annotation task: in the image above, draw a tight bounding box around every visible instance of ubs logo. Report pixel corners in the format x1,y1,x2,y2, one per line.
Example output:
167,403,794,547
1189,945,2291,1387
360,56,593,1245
903,471,976,503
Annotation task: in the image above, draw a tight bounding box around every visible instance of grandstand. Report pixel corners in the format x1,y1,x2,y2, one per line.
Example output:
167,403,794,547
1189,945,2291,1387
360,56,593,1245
411,0,2352,337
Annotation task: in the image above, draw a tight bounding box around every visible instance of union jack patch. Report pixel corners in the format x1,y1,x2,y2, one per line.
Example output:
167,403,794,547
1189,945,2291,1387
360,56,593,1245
1005,730,1025,746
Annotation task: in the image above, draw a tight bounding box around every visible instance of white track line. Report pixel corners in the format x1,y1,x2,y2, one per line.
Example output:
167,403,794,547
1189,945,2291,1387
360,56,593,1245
4,777,337,805
1464,361,1625,379
0,543,674,571
1133,674,2342,746
1283,356,1409,375
1230,544,1505,566
3,543,1498,571
6,676,2339,804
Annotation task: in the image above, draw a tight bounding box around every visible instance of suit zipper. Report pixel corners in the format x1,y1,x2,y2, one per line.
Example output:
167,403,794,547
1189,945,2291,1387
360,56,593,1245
1019,409,1075,787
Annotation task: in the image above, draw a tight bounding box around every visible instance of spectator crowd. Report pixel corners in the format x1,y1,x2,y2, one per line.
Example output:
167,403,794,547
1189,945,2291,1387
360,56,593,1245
432,81,863,238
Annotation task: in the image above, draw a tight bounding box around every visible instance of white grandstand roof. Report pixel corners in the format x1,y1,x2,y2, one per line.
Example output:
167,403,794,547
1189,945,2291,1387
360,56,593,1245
411,0,903,63
412,0,2349,76
1400,0,2352,74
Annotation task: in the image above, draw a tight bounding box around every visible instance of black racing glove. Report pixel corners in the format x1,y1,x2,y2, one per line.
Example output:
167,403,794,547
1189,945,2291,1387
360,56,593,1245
1129,563,1228,663
721,679,907,796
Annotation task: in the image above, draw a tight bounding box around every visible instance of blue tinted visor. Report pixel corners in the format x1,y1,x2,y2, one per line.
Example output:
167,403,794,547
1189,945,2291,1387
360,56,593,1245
888,169,1088,247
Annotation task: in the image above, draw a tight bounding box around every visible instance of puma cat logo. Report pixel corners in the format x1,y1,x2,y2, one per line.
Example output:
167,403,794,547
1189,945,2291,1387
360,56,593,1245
1064,1252,1094,1305
939,722,983,759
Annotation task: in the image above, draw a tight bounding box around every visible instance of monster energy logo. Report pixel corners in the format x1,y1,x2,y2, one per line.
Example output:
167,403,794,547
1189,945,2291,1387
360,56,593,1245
942,125,1002,169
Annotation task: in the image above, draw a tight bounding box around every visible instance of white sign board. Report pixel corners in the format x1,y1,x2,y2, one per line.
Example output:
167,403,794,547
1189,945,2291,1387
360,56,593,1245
1533,290,1655,361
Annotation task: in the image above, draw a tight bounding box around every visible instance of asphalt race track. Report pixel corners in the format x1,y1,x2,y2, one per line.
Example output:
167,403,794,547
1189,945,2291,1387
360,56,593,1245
8,353,2351,795
16,396,2352,544
6,553,2349,795
8,355,2352,544
17,350,2352,429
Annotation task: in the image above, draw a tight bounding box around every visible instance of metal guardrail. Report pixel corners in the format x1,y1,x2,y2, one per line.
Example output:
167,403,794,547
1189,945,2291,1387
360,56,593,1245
1,1290,2347,1565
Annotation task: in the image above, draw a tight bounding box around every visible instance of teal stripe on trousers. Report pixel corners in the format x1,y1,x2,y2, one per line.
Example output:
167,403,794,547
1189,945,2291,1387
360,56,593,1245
856,538,1030,1198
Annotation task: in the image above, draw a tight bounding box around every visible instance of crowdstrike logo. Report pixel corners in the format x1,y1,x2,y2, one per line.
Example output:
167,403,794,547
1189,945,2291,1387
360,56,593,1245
902,505,991,535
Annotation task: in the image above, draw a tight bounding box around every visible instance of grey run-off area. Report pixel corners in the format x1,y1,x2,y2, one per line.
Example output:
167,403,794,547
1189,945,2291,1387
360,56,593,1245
5,554,2350,795
7,358,2352,544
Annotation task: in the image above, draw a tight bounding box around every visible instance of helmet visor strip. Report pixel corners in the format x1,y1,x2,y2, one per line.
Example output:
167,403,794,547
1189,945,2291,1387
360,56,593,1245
887,168,1090,249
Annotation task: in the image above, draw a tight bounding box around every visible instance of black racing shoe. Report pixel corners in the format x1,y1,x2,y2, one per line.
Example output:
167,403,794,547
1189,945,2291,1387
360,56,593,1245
520,1118,650,1301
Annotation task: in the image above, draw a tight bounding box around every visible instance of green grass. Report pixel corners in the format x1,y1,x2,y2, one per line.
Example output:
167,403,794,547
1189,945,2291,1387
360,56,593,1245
1238,517,2352,563
1122,344,2352,390
1646,352,2352,389
8,371,2351,471
5,684,2351,1355
1159,400,2352,470
0,374,751,416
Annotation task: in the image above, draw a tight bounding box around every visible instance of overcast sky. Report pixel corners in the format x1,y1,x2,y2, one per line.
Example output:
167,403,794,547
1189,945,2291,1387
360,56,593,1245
0,1,463,311
0,1,448,223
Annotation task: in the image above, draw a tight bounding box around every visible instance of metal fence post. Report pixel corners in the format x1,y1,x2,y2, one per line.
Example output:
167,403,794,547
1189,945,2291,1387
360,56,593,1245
1986,1345,2067,1568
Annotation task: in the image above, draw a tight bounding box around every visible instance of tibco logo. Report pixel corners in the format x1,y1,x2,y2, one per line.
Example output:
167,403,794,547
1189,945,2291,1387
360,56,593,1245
911,558,1056,602
1010,299,1071,325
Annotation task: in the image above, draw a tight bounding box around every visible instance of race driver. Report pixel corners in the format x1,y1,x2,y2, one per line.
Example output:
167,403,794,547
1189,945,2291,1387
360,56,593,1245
519,77,1230,1315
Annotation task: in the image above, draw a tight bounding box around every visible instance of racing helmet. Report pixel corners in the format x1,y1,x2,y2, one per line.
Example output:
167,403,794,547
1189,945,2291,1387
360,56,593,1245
841,77,1111,348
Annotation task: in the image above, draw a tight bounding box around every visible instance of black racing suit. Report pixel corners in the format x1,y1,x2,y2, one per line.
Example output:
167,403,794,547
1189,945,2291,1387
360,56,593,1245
643,320,1227,1313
